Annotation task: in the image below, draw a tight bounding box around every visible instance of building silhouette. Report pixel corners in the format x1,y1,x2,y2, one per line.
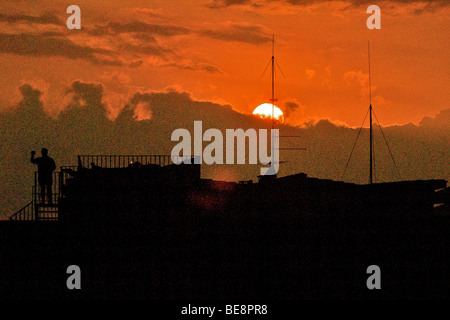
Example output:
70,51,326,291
1,154,449,299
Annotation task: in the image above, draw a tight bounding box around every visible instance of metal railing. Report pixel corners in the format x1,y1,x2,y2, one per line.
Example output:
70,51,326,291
9,154,195,221
31,167,77,204
10,166,76,221
77,155,191,169
59,166,77,199
35,205,58,221
9,201,34,221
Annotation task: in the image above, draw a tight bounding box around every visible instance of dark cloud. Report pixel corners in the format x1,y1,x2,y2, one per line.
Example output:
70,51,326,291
344,0,449,7
419,108,450,128
284,101,299,117
0,32,124,66
335,0,450,14
0,12,62,25
167,62,223,74
131,32,158,42
90,21,190,37
207,0,450,13
57,81,113,159
0,29,216,71
119,43,172,57
85,21,190,64
206,0,253,9
0,14,267,70
411,1,450,14
18,84,44,112
65,81,106,113
198,24,271,44
129,60,144,68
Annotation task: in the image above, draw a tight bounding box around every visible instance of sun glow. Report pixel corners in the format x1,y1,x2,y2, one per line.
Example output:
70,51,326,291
253,103,284,123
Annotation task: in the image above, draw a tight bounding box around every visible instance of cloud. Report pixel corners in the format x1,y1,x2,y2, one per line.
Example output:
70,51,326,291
163,60,223,74
130,8,165,18
129,60,144,68
340,0,450,9
0,12,62,25
99,72,131,90
284,101,300,117
90,21,190,37
16,84,47,117
119,42,173,57
419,108,450,128
0,12,193,67
0,14,266,71
0,32,124,66
300,116,349,128
198,24,271,44
0,30,162,67
177,62,223,74
65,81,105,111
130,32,158,42
206,0,253,9
206,0,450,14
84,21,233,71
411,1,450,14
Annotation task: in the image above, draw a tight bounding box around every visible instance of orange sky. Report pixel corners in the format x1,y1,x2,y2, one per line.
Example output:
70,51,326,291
0,0,449,127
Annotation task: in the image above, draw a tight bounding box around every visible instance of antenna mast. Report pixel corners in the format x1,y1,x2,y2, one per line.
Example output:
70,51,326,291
271,34,277,131
270,35,277,169
342,42,401,183
368,41,373,184
259,35,307,173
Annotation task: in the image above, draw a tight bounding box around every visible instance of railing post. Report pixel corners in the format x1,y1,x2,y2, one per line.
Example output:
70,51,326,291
33,171,37,205
34,202,38,221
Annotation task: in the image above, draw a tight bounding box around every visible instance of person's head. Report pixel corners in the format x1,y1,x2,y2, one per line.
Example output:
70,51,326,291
41,148,48,156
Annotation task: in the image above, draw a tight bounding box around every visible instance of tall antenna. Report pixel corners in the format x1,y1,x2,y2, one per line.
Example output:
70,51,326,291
259,35,307,175
270,35,277,169
368,41,372,105
368,41,373,184
271,34,277,131
342,42,401,183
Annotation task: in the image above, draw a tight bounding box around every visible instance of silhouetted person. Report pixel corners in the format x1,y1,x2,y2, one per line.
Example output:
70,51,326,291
31,148,56,204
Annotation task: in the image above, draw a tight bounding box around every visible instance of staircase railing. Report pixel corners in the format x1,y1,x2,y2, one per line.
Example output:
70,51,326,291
9,166,76,221
9,201,34,221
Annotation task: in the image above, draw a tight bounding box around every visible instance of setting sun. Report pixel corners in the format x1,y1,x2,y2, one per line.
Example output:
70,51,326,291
253,103,284,123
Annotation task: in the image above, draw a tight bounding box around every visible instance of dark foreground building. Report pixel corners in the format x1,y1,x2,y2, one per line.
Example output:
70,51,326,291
1,155,449,299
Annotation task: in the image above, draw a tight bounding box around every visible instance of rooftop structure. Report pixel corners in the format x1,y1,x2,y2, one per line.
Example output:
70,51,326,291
9,154,448,222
